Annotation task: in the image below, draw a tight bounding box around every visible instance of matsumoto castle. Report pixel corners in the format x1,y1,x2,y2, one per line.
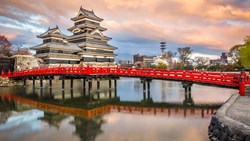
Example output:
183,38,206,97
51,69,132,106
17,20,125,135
31,6,117,67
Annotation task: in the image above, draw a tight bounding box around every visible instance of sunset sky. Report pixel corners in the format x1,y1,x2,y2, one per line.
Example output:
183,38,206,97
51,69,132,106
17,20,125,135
1,0,250,60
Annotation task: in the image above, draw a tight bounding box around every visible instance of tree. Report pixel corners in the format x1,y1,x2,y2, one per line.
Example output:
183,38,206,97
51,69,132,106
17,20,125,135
239,39,250,69
0,35,12,57
230,36,250,69
194,57,210,70
195,57,209,66
229,44,242,68
161,51,177,69
12,41,31,55
155,62,168,69
177,47,192,64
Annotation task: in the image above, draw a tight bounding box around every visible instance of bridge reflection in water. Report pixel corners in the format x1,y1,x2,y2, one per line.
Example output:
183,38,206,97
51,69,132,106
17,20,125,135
0,88,222,141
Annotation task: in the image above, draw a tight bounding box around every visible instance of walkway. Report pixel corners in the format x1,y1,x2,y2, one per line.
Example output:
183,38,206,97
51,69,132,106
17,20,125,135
208,94,250,141
227,96,250,127
3,67,241,88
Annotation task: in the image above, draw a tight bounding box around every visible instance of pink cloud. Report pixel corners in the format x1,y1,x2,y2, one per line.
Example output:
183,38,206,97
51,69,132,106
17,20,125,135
1,0,250,54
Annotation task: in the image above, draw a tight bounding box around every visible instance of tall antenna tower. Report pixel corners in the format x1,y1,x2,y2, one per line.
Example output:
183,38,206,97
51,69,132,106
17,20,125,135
160,41,166,53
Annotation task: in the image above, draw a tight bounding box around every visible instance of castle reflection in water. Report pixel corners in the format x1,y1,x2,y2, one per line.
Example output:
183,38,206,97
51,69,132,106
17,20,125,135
0,78,236,141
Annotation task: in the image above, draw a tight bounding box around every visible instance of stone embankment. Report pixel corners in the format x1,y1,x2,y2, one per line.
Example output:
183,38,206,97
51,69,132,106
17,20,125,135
0,77,23,87
208,94,250,141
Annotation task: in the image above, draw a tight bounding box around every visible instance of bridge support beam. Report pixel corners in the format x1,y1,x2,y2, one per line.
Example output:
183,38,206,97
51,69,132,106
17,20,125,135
182,81,193,94
86,77,93,101
23,78,26,87
40,77,43,89
70,78,74,98
70,78,73,90
97,78,100,100
49,78,52,89
39,77,43,97
32,78,35,94
141,78,152,101
109,79,112,99
83,78,86,96
182,81,194,106
114,79,117,97
147,81,151,99
62,76,65,99
49,77,53,97
97,78,100,92
143,81,146,100
32,78,35,88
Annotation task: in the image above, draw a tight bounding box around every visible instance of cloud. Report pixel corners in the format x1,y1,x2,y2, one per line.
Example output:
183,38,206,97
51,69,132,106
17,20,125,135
0,0,250,60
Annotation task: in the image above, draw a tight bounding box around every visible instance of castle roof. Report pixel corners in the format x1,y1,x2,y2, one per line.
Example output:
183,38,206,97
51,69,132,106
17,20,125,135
71,6,103,22
68,24,107,32
37,26,67,39
30,42,82,52
78,42,117,50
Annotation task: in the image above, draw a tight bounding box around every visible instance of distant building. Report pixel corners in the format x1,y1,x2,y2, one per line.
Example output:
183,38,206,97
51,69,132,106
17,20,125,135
133,53,155,67
31,6,117,67
133,54,143,62
220,52,228,64
210,52,228,65
118,60,133,67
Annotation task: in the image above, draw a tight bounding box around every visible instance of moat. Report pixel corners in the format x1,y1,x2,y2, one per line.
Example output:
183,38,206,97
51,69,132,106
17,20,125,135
0,78,237,141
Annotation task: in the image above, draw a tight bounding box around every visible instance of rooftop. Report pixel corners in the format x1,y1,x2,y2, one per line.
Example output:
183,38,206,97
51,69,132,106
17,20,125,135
71,6,103,22
37,26,67,39
30,42,82,52
78,42,117,50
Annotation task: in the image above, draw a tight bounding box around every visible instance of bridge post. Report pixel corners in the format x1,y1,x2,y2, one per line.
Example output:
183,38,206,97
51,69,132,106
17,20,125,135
109,79,112,99
97,78,100,100
182,81,194,106
23,78,26,87
188,86,191,94
40,77,43,89
70,78,73,90
239,71,247,96
49,78,52,88
184,87,188,93
109,79,112,89
147,80,152,99
49,77,52,97
182,81,193,94
62,76,65,99
141,79,146,100
141,78,152,101
97,78,100,92
32,78,35,88
114,79,117,97
32,77,35,94
143,81,146,94
39,77,43,98
83,78,86,96
87,77,93,100
143,82,146,100
70,78,74,98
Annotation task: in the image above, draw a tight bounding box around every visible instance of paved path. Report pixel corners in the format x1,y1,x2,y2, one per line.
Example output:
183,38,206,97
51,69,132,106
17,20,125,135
208,94,250,141
227,96,250,127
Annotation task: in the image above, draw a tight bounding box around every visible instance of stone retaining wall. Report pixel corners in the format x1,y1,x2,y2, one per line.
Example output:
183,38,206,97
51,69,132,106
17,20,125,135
0,77,24,87
208,94,250,141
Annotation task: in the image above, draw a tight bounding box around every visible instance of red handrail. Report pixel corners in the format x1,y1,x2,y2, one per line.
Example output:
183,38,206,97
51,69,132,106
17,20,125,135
4,67,241,88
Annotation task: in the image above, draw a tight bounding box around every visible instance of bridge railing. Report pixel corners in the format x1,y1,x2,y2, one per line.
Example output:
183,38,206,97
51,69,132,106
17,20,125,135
3,66,241,88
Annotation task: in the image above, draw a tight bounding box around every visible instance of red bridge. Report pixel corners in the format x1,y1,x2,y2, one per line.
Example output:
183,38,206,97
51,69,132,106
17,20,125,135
1,66,249,96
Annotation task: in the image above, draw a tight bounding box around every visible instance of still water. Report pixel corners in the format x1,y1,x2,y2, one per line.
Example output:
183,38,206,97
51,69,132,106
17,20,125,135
0,78,237,141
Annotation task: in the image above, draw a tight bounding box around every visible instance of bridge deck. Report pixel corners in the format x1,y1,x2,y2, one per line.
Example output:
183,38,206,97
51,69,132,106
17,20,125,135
2,67,242,88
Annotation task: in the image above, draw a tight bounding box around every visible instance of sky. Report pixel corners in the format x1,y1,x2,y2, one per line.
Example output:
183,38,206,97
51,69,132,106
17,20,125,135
0,0,250,61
